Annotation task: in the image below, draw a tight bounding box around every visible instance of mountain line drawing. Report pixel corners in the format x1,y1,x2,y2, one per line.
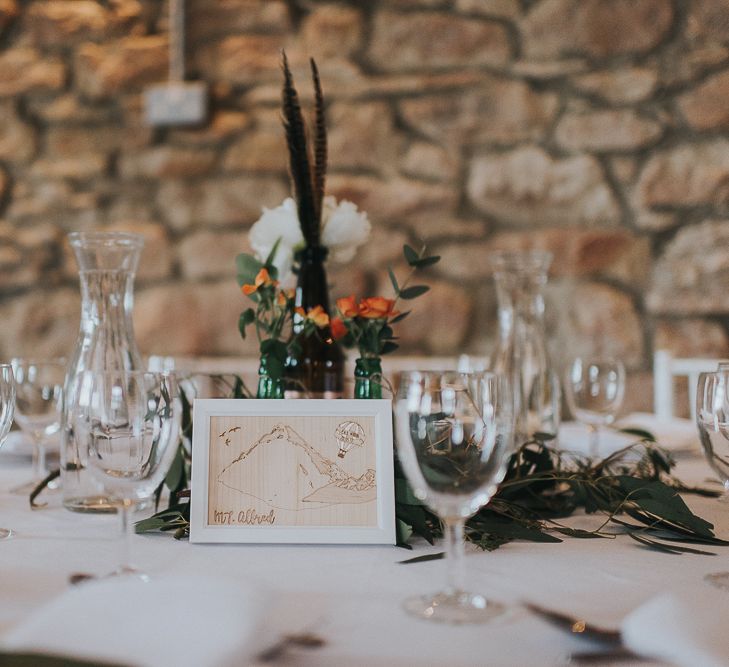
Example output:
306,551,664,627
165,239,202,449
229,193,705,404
217,423,376,511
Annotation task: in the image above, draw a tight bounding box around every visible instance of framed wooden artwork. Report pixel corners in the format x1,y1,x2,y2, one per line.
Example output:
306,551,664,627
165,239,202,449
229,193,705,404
189,399,396,544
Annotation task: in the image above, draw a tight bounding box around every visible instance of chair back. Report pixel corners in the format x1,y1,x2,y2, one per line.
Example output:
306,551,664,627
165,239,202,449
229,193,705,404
653,350,725,421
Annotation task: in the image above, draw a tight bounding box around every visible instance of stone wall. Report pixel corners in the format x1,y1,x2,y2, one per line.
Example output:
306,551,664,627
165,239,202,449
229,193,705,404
1,0,729,412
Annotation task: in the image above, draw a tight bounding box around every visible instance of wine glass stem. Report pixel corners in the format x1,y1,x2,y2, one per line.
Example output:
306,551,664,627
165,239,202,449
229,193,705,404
118,499,135,573
444,517,466,594
589,425,599,458
31,436,46,482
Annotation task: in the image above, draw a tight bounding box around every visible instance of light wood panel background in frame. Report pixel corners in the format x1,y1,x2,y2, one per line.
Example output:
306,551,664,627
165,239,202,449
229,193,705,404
190,399,395,544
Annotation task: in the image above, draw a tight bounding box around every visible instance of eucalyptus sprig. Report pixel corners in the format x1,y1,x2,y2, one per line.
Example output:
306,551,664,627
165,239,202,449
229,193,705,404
332,244,440,358
396,433,726,558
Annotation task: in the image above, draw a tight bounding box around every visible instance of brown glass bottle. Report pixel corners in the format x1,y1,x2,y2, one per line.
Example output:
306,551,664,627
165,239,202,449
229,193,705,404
285,246,344,398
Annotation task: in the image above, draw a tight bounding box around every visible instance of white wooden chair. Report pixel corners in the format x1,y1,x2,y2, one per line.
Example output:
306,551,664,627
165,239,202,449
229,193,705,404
653,350,725,421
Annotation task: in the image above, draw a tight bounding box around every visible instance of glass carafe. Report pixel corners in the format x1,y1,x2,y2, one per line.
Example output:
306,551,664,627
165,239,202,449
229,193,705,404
489,251,560,444
61,231,144,513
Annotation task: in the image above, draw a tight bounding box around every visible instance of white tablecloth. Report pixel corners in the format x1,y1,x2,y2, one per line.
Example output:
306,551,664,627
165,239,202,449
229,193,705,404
1,427,727,667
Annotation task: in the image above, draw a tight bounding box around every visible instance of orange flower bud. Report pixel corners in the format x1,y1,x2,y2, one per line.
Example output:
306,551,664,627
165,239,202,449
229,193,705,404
336,295,359,318
359,296,398,319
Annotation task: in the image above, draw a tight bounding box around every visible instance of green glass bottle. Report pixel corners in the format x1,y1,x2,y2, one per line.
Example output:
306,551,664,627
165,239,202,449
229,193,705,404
256,354,285,399
354,357,383,399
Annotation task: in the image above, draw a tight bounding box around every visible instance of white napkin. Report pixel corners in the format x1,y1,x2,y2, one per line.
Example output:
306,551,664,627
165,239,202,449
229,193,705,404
2,574,264,667
621,591,729,667
557,422,634,457
558,413,698,458
617,412,698,453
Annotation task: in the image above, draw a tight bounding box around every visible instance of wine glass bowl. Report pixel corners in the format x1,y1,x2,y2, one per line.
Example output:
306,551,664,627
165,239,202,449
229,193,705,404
696,368,729,590
564,357,625,456
696,369,729,493
10,358,65,492
74,371,182,576
395,370,514,623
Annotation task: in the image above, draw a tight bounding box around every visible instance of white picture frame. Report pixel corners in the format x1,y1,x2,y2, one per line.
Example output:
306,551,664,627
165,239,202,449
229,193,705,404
190,399,396,544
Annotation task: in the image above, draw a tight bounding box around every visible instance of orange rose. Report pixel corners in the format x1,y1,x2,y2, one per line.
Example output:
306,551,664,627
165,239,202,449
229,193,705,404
359,296,398,319
331,316,348,340
336,295,359,318
304,305,330,328
242,267,277,296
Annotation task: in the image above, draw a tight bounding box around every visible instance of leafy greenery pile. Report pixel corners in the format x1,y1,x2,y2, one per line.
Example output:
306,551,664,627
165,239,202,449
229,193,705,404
397,431,724,560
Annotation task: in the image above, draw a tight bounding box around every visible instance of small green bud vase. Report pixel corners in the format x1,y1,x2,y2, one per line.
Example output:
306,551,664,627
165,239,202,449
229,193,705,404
354,357,383,399
256,355,285,399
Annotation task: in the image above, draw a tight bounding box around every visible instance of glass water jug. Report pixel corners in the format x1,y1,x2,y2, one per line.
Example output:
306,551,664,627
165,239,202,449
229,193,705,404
61,231,144,512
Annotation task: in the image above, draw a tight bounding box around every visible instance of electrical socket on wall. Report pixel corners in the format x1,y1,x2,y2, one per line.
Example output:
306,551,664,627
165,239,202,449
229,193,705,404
144,81,208,127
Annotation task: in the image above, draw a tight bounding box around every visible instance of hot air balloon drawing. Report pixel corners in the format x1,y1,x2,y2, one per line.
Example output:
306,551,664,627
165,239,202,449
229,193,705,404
335,421,365,458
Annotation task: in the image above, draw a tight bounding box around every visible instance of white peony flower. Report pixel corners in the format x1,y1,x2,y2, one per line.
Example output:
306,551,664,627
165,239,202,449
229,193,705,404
249,196,371,283
249,198,304,284
321,196,371,263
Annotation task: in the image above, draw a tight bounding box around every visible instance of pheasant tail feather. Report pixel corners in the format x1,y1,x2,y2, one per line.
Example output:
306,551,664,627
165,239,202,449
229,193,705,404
281,51,319,247
311,58,327,224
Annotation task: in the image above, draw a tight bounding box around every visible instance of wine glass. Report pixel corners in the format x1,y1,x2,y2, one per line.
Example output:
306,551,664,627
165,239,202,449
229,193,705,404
394,370,515,623
10,358,65,494
564,357,625,457
696,367,729,590
73,371,181,577
0,364,15,539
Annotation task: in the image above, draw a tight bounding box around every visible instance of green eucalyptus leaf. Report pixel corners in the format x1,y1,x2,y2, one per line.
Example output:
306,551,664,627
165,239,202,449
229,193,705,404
236,253,263,286
379,325,394,341
469,515,562,543
380,341,399,355
551,527,606,539
619,427,656,442
264,238,282,269
399,285,429,300
395,478,425,506
628,532,686,554
410,255,441,268
388,267,399,293
403,244,419,265
238,309,256,338
628,531,716,555
399,552,444,565
396,503,437,544
389,311,410,324
164,446,185,491
618,476,715,537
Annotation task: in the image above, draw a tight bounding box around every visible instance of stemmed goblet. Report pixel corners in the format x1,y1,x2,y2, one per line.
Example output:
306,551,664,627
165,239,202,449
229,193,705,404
696,366,729,590
73,371,181,577
394,370,514,623
0,364,15,539
564,357,625,457
10,358,65,493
